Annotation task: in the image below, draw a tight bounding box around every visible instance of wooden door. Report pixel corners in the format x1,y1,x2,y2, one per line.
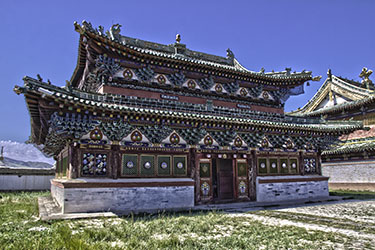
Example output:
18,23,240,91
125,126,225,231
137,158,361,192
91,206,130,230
217,159,234,200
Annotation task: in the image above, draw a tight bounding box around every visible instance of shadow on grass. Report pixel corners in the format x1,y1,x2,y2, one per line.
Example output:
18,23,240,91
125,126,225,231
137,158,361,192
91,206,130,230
330,189,375,200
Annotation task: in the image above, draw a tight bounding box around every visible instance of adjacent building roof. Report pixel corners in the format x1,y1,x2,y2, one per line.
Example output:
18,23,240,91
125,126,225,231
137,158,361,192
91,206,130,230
290,70,375,117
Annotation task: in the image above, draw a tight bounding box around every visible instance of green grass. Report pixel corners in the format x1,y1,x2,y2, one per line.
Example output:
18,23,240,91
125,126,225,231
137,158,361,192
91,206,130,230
0,191,373,249
329,189,375,200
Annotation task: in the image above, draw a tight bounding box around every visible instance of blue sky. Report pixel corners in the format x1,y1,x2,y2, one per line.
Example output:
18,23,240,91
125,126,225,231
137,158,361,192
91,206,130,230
0,0,374,142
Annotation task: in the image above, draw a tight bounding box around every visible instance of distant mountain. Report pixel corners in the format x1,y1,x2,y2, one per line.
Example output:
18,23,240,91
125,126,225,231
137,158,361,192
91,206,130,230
0,140,55,165
0,157,53,169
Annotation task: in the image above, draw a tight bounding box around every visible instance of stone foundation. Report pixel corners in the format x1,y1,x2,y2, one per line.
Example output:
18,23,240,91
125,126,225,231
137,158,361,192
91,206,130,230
256,176,329,202
51,178,195,214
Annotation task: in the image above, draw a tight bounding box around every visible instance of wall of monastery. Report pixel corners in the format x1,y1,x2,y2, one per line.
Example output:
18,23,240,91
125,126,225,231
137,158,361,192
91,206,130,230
0,168,54,191
256,176,329,202
322,160,375,190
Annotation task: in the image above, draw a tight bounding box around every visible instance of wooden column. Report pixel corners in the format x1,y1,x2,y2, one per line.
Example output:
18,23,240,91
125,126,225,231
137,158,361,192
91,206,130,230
112,144,120,179
299,151,304,175
69,143,80,179
317,151,322,175
249,150,257,201
189,148,196,179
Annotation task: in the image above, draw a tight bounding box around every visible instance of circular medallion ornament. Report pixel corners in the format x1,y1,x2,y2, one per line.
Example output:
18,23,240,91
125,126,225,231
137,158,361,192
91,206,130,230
123,69,133,80
204,135,213,146
157,75,166,84
234,137,243,147
161,162,168,169
177,162,184,169
90,128,103,140
291,163,297,168
282,163,287,168
201,182,210,196
260,163,266,169
262,91,269,100
271,163,277,168
215,84,223,93
239,181,246,194
144,161,151,169
187,80,196,89
170,133,180,144
240,88,248,97
130,131,142,142
126,161,134,169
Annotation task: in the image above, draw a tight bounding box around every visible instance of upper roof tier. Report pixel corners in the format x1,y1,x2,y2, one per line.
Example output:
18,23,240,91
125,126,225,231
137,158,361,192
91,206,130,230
71,21,321,94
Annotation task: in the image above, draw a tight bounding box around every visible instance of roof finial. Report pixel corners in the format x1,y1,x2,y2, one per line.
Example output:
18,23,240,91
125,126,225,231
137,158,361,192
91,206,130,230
359,67,373,90
176,34,181,43
327,69,332,81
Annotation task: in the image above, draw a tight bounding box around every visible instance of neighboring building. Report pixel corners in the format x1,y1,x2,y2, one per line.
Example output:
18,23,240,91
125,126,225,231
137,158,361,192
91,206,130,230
14,21,362,214
291,69,375,190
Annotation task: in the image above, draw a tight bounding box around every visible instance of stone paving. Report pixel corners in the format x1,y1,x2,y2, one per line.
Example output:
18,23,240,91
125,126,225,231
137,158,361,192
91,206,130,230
241,199,375,249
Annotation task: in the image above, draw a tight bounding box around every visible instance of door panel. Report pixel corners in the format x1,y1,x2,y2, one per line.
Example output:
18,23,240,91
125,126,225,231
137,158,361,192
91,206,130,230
217,159,233,200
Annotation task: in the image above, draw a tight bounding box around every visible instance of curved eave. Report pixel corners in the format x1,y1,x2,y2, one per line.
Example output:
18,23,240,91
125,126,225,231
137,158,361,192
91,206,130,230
298,95,375,117
323,141,375,156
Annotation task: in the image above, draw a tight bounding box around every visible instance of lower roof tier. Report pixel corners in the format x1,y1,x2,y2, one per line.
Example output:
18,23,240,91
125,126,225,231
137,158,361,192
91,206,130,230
15,76,363,156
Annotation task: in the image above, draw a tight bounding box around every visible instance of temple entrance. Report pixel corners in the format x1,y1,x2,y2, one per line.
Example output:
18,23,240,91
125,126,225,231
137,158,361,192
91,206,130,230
216,159,234,200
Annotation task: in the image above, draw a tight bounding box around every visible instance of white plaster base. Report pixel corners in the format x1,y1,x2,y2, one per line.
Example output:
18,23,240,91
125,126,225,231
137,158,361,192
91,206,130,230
256,176,329,202
0,175,54,190
51,179,195,214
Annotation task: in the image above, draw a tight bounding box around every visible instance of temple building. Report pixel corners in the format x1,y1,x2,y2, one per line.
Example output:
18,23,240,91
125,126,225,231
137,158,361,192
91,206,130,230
14,21,362,214
291,69,375,190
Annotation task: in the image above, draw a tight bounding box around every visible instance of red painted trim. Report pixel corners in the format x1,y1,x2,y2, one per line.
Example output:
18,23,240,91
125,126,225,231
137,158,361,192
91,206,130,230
101,85,283,114
51,180,194,189
258,176,329,184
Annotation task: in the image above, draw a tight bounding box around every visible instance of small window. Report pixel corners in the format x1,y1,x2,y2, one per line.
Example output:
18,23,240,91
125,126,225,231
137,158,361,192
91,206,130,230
290,159,298,173
200,162,211,178
140,155,155,176
258,158,267,174
280,158,289,174
173,156,187,176
269,159,278,174
82,153,107,176
122,154,138,176
237,162,247,177
304,158,316,174
157,156,171,176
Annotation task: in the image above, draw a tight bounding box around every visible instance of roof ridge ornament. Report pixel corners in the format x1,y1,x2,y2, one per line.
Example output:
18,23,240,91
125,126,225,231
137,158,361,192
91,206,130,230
359,67,373,90
106,24,122,41
176,34,181,43
312,76,322,82
327,69,332,81
226,48,234,60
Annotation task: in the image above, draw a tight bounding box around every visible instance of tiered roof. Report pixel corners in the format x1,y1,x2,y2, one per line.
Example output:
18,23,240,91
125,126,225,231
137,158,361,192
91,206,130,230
14,21,362,157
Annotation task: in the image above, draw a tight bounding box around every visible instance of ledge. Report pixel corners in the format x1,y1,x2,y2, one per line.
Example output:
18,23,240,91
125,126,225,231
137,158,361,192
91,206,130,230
257,175,329,184
0,167,55,176
51,178,195,188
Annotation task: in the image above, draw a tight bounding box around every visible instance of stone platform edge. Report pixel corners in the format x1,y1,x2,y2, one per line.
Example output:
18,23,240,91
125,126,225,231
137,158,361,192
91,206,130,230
51,178,195,189
258,176,329,184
